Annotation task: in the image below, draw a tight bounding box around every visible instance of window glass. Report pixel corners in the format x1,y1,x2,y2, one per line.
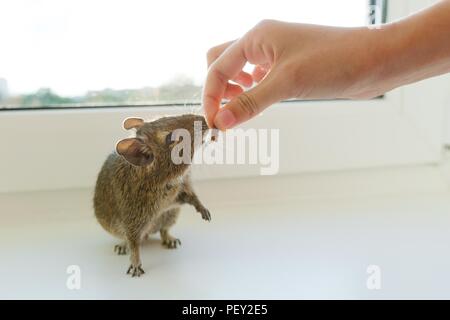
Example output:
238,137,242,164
0,0,370,109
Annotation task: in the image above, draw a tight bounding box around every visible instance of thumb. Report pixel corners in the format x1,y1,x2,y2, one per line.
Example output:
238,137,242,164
213,71,283,130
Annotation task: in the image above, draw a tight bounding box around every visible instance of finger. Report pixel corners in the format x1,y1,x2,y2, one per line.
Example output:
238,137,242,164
206,40,236,68
234,71,253,87
213,70,283,130
203,39,248,128
252,65,268,83
224,83,244,100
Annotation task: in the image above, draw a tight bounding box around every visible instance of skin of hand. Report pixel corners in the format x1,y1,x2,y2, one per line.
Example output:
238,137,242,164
202,0,450,130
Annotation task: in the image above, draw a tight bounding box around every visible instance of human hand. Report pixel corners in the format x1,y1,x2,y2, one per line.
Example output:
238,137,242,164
202,20,384,130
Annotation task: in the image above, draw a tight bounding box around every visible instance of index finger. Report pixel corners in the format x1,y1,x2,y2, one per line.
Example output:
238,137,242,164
202,39,248,128
207,40,236,67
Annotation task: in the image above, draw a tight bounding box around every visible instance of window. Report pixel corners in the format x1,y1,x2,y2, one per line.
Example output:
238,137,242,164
0,0,381,110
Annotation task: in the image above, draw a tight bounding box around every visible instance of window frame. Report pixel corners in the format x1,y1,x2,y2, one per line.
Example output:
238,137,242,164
0,0,387,111
1,0,448,193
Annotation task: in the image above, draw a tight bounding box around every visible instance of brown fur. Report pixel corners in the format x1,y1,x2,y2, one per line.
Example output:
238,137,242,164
94,114,211,277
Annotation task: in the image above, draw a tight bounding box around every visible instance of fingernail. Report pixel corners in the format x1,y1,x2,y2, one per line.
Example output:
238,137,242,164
214,109,236,130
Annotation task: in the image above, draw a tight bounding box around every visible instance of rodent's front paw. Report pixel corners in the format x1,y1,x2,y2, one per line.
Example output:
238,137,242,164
114,244,128,255
200,208,211,221
162,237,181,249
126,264,145,277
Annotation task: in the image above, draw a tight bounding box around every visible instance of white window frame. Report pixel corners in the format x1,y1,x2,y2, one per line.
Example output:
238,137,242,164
0,0,449,193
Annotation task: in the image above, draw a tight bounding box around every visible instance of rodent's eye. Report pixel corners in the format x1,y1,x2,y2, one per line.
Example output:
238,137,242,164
165,132,174,145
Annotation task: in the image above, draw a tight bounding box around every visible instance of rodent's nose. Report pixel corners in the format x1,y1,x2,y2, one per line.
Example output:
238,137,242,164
195,115,218,142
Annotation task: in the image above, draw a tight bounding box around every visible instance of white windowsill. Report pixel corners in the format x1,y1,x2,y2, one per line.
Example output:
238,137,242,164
2,162,450,299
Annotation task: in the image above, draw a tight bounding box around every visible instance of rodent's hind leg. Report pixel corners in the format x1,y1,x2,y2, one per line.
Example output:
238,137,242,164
159,208,181,249
126,264,145,277
160,229,181,249
126,237,144,277
114,242,128,255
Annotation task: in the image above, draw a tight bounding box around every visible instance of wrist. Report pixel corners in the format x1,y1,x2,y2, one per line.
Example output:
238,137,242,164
367,22,408,96
351,1,450,99
342,25,398,99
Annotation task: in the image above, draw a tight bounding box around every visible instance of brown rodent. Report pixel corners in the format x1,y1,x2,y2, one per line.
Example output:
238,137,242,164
94,114,211,277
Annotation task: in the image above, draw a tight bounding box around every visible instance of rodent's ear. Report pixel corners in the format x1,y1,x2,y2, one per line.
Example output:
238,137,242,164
115,138,154,166
123,117,144,130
